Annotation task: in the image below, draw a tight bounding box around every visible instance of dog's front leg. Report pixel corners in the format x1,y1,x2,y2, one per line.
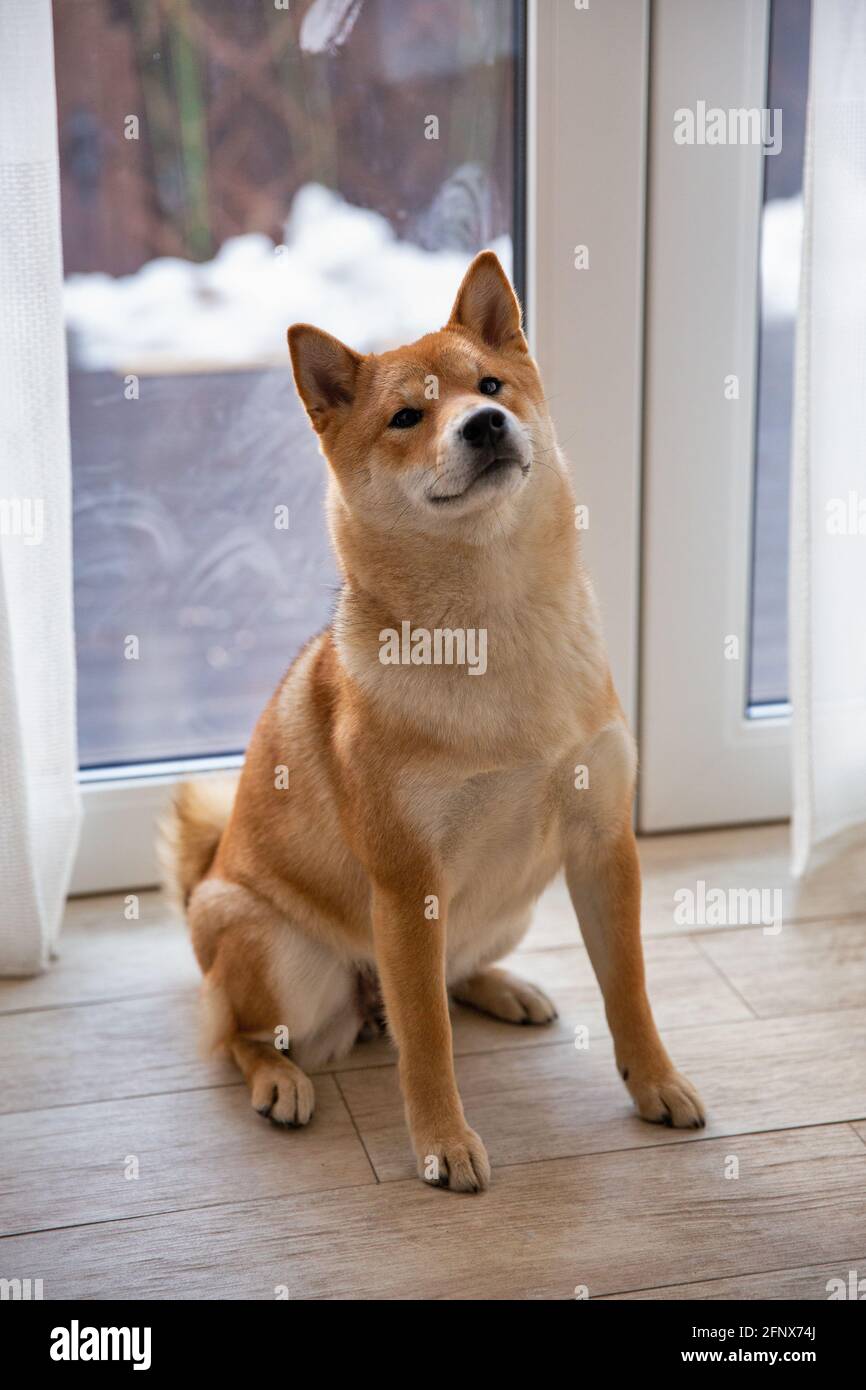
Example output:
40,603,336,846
565,823,706,1128
371,884,490,1191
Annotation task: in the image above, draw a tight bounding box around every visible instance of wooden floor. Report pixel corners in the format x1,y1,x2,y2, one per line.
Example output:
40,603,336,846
2,823,865,1301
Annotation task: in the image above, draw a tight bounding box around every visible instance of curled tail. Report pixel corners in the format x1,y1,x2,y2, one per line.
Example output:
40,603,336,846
157,775,237,911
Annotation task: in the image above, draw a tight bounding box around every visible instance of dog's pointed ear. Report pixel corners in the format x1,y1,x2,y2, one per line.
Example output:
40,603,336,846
287,324,363,433
447,251,528,353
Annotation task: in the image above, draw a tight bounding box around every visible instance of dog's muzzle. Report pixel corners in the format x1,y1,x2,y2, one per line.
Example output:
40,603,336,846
427,406,528,503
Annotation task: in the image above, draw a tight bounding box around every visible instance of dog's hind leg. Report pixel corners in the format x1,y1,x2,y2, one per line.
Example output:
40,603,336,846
188,877,361,1128
451,967,558,1025
448,906,557,1025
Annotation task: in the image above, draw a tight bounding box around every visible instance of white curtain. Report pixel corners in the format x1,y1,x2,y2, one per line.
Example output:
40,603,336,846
791,0,866,873
0,0,81,973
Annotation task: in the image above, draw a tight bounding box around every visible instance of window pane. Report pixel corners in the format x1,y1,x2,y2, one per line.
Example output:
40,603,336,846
55,0,524,769
749,0,811,709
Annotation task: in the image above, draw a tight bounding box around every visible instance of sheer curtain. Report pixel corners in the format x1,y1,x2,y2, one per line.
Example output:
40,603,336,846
0,0,81,973
791,0,866,873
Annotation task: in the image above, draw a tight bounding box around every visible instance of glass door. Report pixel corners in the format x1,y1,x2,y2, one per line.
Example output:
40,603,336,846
56,0,526,888
749,0,812,713
56,0,525,775
640,0,811,831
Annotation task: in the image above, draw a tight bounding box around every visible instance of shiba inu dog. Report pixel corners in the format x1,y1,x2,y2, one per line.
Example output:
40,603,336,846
161,251,705,1192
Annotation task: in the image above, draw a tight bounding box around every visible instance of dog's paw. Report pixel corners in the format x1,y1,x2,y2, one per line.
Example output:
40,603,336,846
251,1059,315,1128
453,967,558,1025
626,1067,706,1129
416,1126,491,1193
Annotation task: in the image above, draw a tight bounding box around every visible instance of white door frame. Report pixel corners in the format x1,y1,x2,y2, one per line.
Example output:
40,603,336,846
528,0,648,737
638,0,791,832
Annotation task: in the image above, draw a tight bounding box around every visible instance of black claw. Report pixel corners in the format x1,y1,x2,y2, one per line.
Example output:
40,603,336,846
256,1083,279,1120
621,1067,629,1081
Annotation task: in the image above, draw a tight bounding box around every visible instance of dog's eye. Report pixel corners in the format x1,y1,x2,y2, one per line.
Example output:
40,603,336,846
478,377,502,396
389,407,423,429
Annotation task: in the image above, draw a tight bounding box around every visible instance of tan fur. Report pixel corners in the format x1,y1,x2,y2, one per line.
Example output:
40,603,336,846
157,775,236,913
163,252,704,1192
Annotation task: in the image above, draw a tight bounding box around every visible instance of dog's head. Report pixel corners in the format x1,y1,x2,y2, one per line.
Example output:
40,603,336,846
287,252,554,541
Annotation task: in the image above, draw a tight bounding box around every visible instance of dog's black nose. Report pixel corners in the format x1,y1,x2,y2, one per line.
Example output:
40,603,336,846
462,407,507,448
